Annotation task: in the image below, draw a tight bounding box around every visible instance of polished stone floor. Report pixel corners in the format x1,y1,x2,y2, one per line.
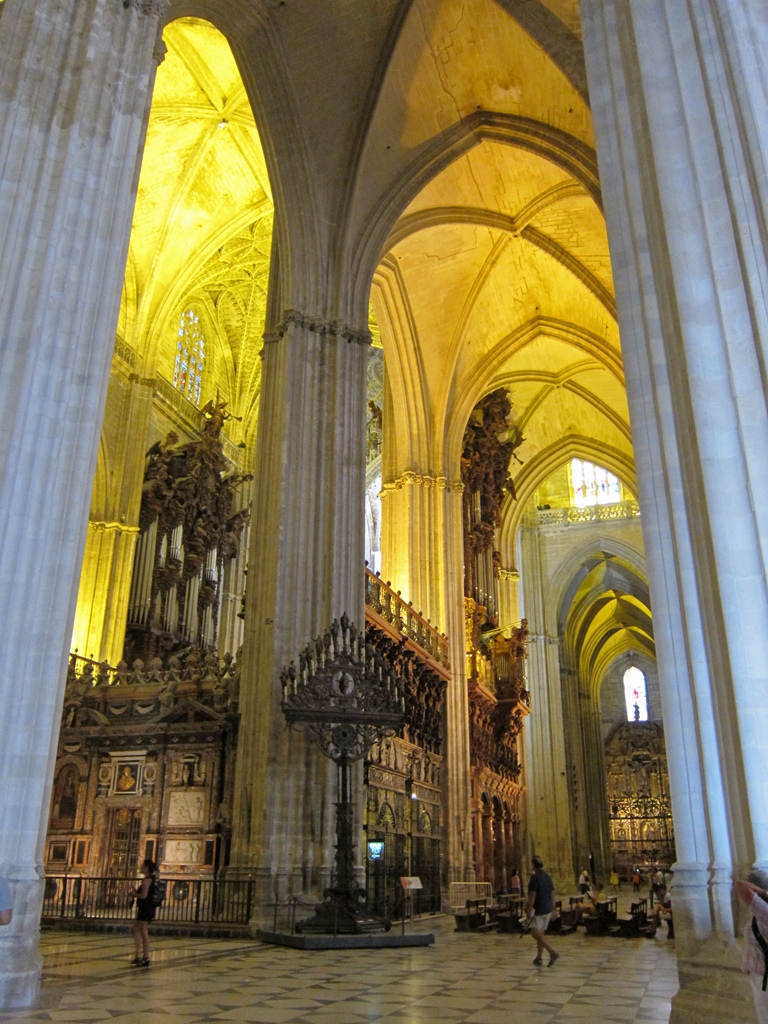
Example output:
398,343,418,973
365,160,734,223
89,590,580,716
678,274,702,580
2,915,678,1023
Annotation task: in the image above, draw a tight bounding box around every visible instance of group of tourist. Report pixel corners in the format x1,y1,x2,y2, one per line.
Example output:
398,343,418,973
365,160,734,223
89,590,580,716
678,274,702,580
4,859,768,1022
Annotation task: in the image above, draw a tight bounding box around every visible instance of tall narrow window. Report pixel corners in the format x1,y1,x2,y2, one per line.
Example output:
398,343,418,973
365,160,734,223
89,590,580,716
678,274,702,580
173,308,205,406
571,459,621,507
623,666,648,722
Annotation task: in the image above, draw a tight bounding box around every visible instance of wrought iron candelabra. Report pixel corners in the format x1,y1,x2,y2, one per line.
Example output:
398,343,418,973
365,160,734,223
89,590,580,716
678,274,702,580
281,613,405,933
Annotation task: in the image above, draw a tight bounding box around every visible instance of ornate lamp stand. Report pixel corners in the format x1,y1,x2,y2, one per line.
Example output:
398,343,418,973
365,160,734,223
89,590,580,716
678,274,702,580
281,614,405,934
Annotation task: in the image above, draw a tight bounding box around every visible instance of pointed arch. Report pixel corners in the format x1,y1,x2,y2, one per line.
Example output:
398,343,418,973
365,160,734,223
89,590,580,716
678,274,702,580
350,112,602,312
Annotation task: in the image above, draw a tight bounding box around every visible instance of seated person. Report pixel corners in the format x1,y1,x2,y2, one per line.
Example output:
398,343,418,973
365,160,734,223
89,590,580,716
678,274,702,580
573,885,607,922
651,887,672,926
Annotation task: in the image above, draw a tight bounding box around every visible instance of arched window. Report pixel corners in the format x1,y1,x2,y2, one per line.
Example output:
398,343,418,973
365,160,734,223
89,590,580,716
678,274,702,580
571,459,621,508
173,308,205,406
623,666,648,722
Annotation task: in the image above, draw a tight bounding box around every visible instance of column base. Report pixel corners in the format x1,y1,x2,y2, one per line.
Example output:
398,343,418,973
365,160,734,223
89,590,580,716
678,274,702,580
0,877,44,1010
294,886,391,935
0,955,42,1011
671,961,753,1023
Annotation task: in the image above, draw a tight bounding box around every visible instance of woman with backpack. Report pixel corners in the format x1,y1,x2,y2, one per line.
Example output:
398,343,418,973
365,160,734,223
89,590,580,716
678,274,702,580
131,859,159,967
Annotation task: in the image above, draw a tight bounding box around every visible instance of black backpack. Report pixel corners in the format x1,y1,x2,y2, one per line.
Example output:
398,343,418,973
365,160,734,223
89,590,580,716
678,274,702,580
152,878,167,907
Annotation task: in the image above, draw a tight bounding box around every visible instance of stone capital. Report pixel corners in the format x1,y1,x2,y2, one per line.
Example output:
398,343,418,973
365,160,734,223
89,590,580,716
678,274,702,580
498,566,520,581
264,309,372,347
123,0,172,18
528,632,559,646
88,520,140,535
127,373,158,390
382,471,464,493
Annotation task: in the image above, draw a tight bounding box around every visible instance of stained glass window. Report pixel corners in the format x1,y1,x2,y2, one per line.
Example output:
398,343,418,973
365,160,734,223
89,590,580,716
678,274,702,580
173,309,205,406
623,666,648,722
571,459,622,507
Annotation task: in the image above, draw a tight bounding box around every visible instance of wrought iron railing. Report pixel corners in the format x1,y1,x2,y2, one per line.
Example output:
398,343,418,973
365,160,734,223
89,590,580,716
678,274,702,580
365,568,450,669
41,875,255,926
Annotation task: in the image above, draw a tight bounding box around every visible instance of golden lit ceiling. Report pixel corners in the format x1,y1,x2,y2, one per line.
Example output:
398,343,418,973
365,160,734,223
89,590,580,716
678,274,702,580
364,0,640,677
370,0,627,496
120,18,272,437
119,1,648,685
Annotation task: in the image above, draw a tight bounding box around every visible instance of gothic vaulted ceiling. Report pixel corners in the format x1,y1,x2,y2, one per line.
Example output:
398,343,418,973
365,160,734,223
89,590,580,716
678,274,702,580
123,1,642,670
120,17,273,436
363,0,630,513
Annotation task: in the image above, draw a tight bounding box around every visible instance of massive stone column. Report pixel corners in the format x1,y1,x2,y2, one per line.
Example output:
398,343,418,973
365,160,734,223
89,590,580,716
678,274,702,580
581,1,768,1019
379,470,474,887
519,527,575,892
380,380,474,887
0,0,165,1008
229,313,369,909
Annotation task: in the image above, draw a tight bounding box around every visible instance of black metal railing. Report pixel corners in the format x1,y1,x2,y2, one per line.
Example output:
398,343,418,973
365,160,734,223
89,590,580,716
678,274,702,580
41,875,255,926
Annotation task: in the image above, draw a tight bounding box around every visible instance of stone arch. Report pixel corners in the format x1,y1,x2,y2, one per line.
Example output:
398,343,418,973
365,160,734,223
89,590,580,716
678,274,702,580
141,207,272,380
447,317,626,479
497,443,638,564
350,111,601,315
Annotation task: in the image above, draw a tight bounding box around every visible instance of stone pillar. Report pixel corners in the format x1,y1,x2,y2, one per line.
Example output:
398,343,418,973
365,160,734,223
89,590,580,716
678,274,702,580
73,521,141,662
520,527,575,892
381,473,449,624
0,0,165,1007
380,469,474,888
493,801,506,891
72,374,155,664
581,704,612,883
229,312,369,912
581,2,768,1018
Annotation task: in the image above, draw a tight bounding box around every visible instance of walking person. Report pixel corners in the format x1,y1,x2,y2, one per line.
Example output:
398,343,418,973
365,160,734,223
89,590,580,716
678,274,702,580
131,859,158,967
632,868,641,893
524,855,559,967
578,867,590,895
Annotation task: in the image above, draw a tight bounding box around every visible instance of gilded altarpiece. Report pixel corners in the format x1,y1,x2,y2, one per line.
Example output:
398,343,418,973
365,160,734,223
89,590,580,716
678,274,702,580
605,721,675,872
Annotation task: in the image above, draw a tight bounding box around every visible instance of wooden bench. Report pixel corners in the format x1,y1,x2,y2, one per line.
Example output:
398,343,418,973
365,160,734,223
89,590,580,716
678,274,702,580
583,896,618,936
495,895,527,934
547,899,568,933
454,897,495,932
616,897,650,937
559,895,583,929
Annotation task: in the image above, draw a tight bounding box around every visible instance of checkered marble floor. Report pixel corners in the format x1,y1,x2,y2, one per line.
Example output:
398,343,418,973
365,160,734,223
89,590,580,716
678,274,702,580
1,915,678,1023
